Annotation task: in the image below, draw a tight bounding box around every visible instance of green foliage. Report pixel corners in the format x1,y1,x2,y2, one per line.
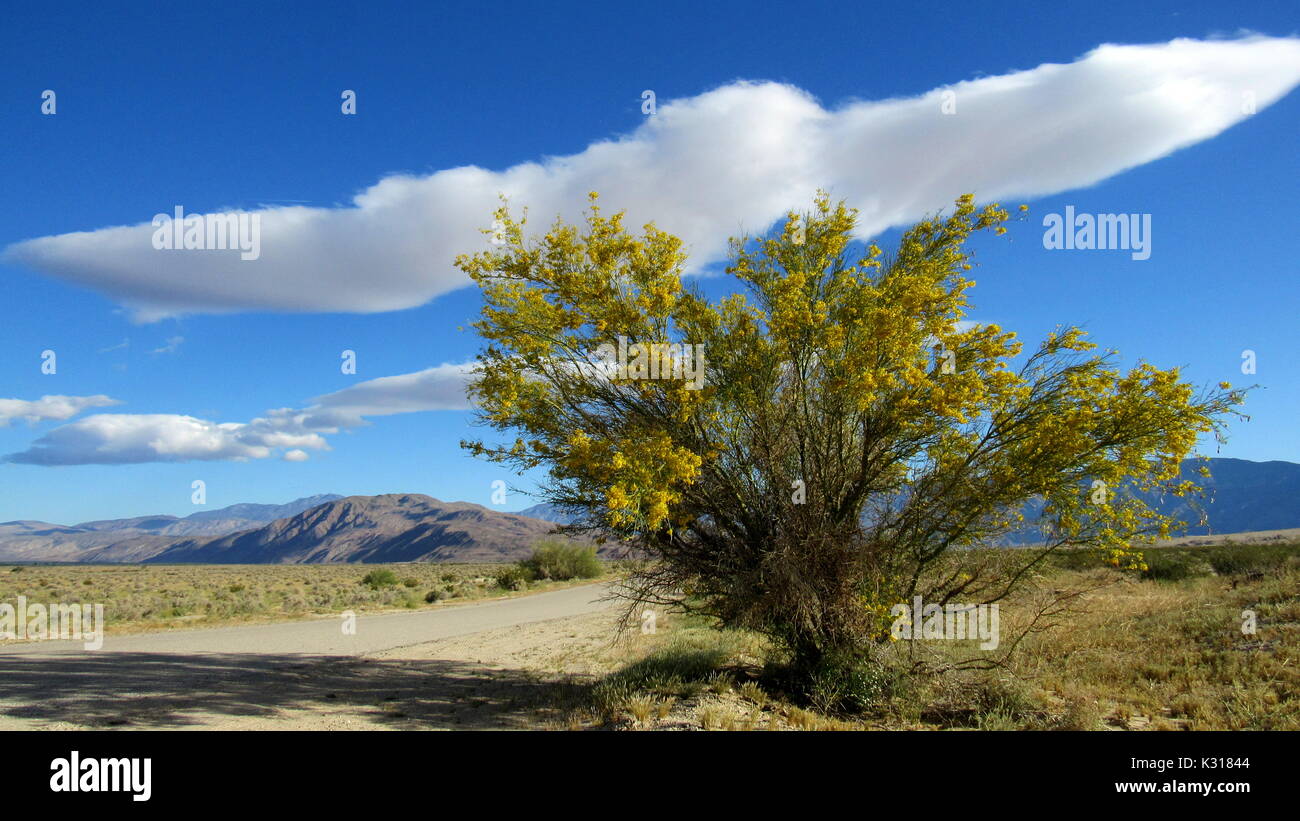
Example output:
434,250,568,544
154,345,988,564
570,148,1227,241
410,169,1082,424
1040,541,1300,580
970,676,1037,724
1141,542,1298,581
519,539,602,581
495,565,535,591
361,569,399,589
459,191,1247,687
803,651,901,715
0,563,523,634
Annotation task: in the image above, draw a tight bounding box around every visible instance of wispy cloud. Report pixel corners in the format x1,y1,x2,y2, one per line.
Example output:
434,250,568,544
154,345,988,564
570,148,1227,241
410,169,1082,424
150,336,184,355
4,365,473,465
302,363,474,426
0,395,122,427
6,36,1298,322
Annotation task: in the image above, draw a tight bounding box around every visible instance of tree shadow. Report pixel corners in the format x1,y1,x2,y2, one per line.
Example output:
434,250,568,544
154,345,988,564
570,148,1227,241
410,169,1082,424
0,651,588,729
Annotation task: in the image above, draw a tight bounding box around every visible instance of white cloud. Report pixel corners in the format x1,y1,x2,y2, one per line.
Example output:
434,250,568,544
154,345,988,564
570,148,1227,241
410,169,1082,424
0,395,122,427
6,36,1298,322
151,336,184,355
6,413,330,466
304,363,475,425
5,365,473,465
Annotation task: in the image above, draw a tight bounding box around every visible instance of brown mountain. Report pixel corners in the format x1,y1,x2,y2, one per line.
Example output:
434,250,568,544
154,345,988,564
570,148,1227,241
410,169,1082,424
0,521,177,563
134,494,572,564
72,494,346,539
0,494,347,563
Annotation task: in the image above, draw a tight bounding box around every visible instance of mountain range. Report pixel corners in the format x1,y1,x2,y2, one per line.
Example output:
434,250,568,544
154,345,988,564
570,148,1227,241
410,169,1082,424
1,458,1296,564
527,459,1300,540
1138,458,1300,535
149,494,575,564
0,494,346,563
0,494,580,564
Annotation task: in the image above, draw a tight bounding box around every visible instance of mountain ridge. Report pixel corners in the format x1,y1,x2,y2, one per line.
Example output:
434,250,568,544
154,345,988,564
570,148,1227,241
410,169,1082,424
135,494,582,564
2,458,1297,564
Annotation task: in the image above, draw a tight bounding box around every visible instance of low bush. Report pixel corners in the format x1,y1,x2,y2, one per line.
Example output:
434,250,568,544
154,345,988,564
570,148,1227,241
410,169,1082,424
1142,543,1300,581
519,539,602,581
361,569,399,589
496,565,535,591
803,652,900,716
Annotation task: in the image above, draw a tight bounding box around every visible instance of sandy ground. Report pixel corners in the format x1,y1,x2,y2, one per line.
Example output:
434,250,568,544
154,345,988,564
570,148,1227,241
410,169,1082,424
0,589,635,731
213,609,634,731
1160,527,1300,546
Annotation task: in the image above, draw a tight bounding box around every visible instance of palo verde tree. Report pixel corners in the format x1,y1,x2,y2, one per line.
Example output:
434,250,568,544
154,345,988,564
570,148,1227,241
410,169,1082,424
456,192,1244,685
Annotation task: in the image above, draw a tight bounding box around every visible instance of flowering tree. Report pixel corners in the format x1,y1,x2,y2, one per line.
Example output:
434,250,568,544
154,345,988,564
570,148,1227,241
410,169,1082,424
456,192,1243,684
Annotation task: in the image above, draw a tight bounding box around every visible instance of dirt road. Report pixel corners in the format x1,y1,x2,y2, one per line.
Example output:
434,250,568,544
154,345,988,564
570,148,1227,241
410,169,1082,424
0,583,623,730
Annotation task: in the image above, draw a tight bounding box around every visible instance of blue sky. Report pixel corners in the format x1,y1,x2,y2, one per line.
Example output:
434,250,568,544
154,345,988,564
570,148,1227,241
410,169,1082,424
1,0,1298,524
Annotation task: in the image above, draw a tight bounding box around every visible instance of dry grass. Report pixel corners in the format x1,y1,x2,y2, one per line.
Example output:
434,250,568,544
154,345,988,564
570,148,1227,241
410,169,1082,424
1000,561,1300,731
579,543,1300,731
0,562,608,638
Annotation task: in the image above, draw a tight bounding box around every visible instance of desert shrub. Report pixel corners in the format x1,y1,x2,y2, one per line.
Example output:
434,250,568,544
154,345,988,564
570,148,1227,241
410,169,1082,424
803,651,899,715
459,193,1243,692
593,649,719,716
496,565,535,591
738,680,769,708
1054,696,1104,730
402,577,419,588
1205,543,1296,576
970,676,1036,721
425,589,446,603
1139,543,1300,582
519,539,602,581
596,633,736,711
1143,552,1211,581
361,569,399,589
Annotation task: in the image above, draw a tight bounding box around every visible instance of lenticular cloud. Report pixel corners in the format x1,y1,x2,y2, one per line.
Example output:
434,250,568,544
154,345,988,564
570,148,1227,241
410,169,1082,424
7,36,1300,322
4,365,473,465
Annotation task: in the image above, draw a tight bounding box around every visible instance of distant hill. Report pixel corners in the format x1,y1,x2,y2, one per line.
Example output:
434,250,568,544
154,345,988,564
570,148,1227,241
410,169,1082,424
0,494,584,564
71,494,346,538
523,458,1300,540
1154,458,1300,536
1,458,1297,563
516,503,579,524
144,494,579,564
0,494,344,562
0,520,177,563
999,458,1300,544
